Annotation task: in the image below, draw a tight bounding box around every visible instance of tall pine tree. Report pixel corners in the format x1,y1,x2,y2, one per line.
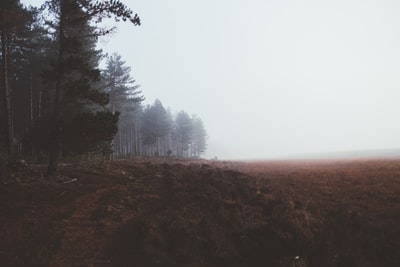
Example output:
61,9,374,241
191,115,207,158
174,110,193,157
101,53,144,158
44,0,140,178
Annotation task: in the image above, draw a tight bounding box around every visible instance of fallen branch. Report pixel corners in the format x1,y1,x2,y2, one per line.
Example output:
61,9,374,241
63,178,78,184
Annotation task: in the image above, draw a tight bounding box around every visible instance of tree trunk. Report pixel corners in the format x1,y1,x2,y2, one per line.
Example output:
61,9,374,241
0,156,6,184
47,0,66,178
29,72,33,130
1,12,13,156
38,89,42,119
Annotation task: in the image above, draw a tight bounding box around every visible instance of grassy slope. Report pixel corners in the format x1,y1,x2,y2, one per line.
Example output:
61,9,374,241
0,159,399,266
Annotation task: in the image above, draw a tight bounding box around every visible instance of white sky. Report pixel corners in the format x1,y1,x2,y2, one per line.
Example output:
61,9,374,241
22,0,400,159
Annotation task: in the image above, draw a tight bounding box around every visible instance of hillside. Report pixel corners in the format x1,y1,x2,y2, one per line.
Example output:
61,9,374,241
1,158,400,266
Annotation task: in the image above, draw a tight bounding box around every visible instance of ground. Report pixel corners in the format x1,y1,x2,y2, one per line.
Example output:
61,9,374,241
0,158,399,266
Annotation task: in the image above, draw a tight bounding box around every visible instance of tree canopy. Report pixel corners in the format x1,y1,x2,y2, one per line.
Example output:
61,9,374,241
0,0,208,180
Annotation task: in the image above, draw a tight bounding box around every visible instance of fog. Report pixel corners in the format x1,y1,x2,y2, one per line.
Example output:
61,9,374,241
23,0,400,159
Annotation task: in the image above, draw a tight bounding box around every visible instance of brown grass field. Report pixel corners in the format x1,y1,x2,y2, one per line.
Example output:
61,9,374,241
0,158,399,266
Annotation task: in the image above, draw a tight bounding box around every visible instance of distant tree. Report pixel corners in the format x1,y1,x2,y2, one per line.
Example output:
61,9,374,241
174,110,193,157
139,104,209,158
102,53,143,113
114,102,144,157
141,100,172,156
191,115,207,158
101,53,144,158
163,108,174,156
43,0,140,178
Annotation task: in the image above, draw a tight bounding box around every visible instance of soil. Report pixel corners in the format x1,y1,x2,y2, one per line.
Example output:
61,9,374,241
0,158,399,266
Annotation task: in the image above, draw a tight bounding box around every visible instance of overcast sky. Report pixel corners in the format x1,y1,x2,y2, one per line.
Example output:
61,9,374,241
22,0,400,159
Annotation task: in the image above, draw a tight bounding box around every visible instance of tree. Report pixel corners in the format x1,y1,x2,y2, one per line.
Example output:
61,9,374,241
0,0,26,156
101,52,144,158
191,115,207,158
102,53,143,113
0,1,38,181
139,104,207,158
141,100,172,156
174,110,193,157
9,6,53,159
44,0,140,178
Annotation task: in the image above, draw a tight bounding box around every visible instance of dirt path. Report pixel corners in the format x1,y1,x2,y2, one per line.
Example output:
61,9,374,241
48,167,166,266
49,189,107,266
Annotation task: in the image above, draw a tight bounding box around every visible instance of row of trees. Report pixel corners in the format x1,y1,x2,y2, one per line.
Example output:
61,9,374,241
103,53,207,159
0,0,207,179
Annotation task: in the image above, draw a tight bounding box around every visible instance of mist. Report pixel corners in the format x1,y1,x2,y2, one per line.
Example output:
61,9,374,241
23,0,400,160
4,2,400,265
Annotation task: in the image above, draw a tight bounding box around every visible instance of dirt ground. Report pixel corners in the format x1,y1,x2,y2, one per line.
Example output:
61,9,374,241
0,158,399,266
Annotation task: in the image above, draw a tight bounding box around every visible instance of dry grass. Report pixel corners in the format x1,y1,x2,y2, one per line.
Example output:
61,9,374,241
0,158,399,266
236,159,400,266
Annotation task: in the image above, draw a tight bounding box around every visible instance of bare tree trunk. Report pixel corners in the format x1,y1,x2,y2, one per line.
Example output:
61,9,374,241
108,140,114,161
25,72,34,158
47,0,66,178
134,122,139,156
113,134,118,158
29,72,33,130
38,89,42,119
126,127,130,156
0,156,6,184
123,127,126,157
134,126,137,157
1,13,13,156
130,126,134,157
119,130,122,157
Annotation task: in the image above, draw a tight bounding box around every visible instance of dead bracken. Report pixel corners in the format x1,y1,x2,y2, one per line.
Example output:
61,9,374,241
0,158,399,266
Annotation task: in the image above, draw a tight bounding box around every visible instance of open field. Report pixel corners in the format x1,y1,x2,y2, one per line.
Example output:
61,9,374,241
0,158,399,266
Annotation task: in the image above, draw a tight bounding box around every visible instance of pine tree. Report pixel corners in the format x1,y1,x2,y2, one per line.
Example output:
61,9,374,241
191,115,207,158
174,110,193,157
8,6,53,159
0,0,26,156
141,100,172,156
44,0,140,178
101,53,144,158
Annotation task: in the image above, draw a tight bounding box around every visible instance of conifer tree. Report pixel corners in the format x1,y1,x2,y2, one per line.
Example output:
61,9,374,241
9,6,52,159
101,53,144,158
0,0,26,156
174,110,193,157
191,115,207,158
141,100,172,156
44,0,140,178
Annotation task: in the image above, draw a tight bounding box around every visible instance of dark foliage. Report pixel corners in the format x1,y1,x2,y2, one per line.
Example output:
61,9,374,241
62,110,119,154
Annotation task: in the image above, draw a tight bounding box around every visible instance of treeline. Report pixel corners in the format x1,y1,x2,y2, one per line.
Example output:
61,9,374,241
105,54,207,159
0,0,207,177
